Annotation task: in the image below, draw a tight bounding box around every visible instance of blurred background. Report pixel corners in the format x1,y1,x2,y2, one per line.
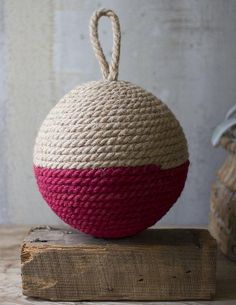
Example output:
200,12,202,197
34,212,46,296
0,0,236,227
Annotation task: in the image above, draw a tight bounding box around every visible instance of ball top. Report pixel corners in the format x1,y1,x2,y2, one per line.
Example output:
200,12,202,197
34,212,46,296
34,80,188,170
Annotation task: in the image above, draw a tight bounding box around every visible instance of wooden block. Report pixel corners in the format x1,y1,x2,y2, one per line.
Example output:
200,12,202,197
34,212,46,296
21,227,216,301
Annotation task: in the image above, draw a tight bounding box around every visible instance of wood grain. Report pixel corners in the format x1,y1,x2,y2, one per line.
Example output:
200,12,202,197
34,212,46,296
21,227,216,301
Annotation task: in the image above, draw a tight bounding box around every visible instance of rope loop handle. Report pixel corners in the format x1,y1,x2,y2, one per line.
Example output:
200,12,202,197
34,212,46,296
90,9,121,81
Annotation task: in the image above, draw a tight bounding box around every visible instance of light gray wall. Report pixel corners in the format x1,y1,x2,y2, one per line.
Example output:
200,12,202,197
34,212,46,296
0,0,235,226
0,0,8,222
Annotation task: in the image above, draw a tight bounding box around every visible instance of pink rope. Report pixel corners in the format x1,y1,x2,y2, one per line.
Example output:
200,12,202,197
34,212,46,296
34,161,189,238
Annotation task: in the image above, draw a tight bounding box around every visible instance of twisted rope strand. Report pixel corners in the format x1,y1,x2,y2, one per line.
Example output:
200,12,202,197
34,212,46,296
90,9,121,81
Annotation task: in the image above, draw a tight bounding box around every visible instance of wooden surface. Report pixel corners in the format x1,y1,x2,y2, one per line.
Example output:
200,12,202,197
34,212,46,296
209,144,236,261
210,179,236,261
21,227,216,301
209,134,236,262
0,226,236,305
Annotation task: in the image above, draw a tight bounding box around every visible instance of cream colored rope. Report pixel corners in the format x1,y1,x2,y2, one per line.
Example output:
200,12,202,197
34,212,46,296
34,81,189,170
90,9,121,81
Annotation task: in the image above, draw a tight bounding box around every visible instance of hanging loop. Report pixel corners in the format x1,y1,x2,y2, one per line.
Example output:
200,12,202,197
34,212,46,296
90,9,121,81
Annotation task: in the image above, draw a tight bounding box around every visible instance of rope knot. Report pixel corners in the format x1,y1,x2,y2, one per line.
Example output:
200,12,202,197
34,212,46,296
90,9,121,81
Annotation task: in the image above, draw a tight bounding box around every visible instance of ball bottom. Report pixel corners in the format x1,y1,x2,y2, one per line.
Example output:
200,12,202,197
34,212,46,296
34,161,189,238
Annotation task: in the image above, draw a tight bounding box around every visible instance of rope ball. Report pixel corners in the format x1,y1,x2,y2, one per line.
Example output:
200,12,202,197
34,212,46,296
33,9,189,238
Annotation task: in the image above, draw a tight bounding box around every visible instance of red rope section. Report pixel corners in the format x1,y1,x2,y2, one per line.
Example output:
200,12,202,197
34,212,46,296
34,161,189,238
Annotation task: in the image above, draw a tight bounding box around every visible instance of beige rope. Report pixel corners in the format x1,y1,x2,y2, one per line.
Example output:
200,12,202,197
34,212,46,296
90,9,121,81
34,80,189,170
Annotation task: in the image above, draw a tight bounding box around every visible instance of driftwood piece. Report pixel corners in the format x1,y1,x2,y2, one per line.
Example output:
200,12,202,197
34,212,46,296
210,179,236,260
210,135,236,261
21,227,216,301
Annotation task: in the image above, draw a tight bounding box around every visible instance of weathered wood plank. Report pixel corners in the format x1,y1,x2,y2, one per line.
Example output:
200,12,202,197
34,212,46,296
1,225,236,305
21,227,216,301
